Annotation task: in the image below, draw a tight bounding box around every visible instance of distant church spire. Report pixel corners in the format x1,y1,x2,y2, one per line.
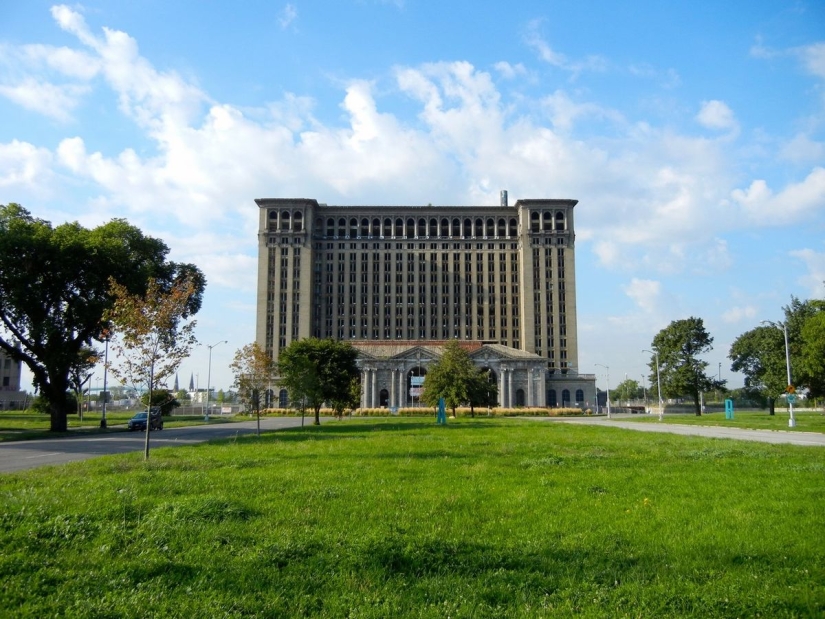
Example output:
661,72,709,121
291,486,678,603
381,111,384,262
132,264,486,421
174,373,179,392
189,372,195,391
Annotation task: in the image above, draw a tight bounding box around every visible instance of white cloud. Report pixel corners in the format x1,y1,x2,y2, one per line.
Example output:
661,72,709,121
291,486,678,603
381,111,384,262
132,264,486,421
780,133,825,163
524,20,607,75
721,305,757,324
493,61,526,79
0,77,89,121
696,100,737,131
790,248,825,298
731,167,825,224
279,4,298,30
623,278,661,313
0,139,54,188
797,42,825,79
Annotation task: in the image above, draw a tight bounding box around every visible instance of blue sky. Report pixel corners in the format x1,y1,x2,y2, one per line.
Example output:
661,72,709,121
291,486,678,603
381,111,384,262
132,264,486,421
1,1,824,394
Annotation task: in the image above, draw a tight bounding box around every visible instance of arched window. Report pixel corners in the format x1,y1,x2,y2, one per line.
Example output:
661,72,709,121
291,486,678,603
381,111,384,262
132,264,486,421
515,389,525,406
338,217,346,237
555,211,565,231
407,218,415,238
530,212,539,232
452,218,460,237
486,218,494,237
372,218,380,237
562,389,570,405
548,389,557,407
280,211,291,230
440,218,449,237
326,217,335,236
379,389,389,407
463,218,471,237
429,218,437,236
293,212,303,231
418,218,426,237
497,218,506,237
575,389,584,403
508,218,517,237
394,218,403,237
278,389,288,408
383,218,392,237
475,218,483,237
543,212,552,231
361,218,369,237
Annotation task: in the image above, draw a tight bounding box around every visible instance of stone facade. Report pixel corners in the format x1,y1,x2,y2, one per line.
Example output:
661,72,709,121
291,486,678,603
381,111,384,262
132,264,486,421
255,194,596,408
0,344,27,410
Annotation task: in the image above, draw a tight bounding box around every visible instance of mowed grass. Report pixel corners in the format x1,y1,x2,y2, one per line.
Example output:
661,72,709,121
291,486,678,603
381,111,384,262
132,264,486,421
1,419,823,618
626,410,825,433
0,411,242,442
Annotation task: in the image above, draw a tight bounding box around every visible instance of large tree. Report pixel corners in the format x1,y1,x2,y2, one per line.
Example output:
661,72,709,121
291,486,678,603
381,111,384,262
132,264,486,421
614,378,642,403
230,342,275,435
784,295,825,398
650,317,721,415
0,204,204,431
277,338,359,425
729,325,787,414
420,340,485,416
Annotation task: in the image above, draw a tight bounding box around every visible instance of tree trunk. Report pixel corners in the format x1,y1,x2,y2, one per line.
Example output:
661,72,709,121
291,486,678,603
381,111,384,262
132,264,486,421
314,405,321,425
768,397,775,415
693,393,702,416
44,379,70,432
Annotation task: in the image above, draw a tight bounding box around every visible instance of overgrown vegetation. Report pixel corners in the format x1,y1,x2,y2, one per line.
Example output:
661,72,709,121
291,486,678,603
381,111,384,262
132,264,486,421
1,418,822,617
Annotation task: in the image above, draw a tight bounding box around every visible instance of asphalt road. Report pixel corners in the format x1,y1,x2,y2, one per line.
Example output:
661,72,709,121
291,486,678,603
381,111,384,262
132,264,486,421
0,416,322,474
534,414,825,447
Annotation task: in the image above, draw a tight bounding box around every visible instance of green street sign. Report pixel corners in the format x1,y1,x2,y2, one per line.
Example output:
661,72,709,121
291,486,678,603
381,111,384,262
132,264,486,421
787,394,797,404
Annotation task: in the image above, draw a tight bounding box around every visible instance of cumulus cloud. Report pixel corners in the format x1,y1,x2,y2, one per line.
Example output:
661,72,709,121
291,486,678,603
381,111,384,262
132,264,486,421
524,20,607,75
0,139,54,188
0,78,89,121
493,61,526,79
696,100,737,131
731,167,825,224
623,278,661,313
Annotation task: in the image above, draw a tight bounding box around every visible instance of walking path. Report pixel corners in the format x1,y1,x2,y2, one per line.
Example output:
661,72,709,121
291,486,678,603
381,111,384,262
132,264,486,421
533,414,825,447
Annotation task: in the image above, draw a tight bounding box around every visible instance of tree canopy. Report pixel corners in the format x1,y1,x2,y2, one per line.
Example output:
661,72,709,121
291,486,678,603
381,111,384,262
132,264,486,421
0,204,205,431
230,342,275,435
420,340,492,416
729,325,787,414
277,338,360,425
650,317,721,415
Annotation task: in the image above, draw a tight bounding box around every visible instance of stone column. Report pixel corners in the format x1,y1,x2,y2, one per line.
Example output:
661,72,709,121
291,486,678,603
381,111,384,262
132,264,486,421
390,369,396,408
527,369,533,407
508,369,514,408
499,368,506,408
371,370,377,408
361,369,368,409
398,369,405,408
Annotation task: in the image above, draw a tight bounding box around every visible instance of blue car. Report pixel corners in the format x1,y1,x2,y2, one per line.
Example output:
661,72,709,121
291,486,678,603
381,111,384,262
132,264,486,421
127,410,163,431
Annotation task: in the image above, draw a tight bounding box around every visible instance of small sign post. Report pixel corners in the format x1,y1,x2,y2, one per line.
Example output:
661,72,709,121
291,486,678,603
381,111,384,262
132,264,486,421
724,398,734,420
436,397,447,425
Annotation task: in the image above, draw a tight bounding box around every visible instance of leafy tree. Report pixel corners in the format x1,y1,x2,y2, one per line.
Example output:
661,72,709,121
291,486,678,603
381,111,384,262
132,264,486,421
729,325,787,414
0,203,204,431
106,276,200,459
800,310,825,398
330,376,361,420
420,340,480,416
230,342,275,435
614,379,642,403
277,338,359,426
175,389,191,402
466,366,498,417
140,389,180,415
650,317,721,415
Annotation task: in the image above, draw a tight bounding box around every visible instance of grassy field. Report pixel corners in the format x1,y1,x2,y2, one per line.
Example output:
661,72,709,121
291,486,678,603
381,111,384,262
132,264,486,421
0,410,242,442
626,410,825,433
1,418,823,618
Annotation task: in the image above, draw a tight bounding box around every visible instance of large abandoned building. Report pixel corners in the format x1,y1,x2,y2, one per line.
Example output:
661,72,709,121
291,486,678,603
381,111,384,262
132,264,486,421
255,192,596,409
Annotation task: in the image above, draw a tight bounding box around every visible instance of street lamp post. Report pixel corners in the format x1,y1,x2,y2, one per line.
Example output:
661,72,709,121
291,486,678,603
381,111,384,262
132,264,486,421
100,336,109,428
762,320,796,428
595,363,611,418
641,373,647,410
642,349,664,421
205,340,228,421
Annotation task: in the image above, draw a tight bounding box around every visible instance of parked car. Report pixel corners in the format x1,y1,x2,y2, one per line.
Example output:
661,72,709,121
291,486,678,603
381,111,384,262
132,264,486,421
127,409,163,431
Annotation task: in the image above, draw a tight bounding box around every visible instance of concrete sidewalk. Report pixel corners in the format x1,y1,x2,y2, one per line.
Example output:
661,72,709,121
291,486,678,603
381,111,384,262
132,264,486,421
532,414,825,447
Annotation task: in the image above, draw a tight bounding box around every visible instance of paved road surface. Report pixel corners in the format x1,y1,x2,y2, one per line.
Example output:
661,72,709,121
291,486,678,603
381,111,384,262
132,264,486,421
533,414,825,447
0,417,321,474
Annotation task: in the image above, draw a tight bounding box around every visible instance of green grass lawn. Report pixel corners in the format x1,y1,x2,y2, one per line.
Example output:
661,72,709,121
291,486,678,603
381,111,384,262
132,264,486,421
1,418,823,618
625,410,825,433
0,410,243,442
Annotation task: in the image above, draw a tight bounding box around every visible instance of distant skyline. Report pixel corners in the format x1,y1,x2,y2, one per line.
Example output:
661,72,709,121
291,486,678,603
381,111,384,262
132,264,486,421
1,1,824,394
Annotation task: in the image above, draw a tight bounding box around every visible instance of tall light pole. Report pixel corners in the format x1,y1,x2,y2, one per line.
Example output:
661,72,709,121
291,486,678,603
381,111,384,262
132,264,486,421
762,320,795,428
100,335,109,428
642,349,663,421
595,363,611,418
641,373,647,409
205,340,227,421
